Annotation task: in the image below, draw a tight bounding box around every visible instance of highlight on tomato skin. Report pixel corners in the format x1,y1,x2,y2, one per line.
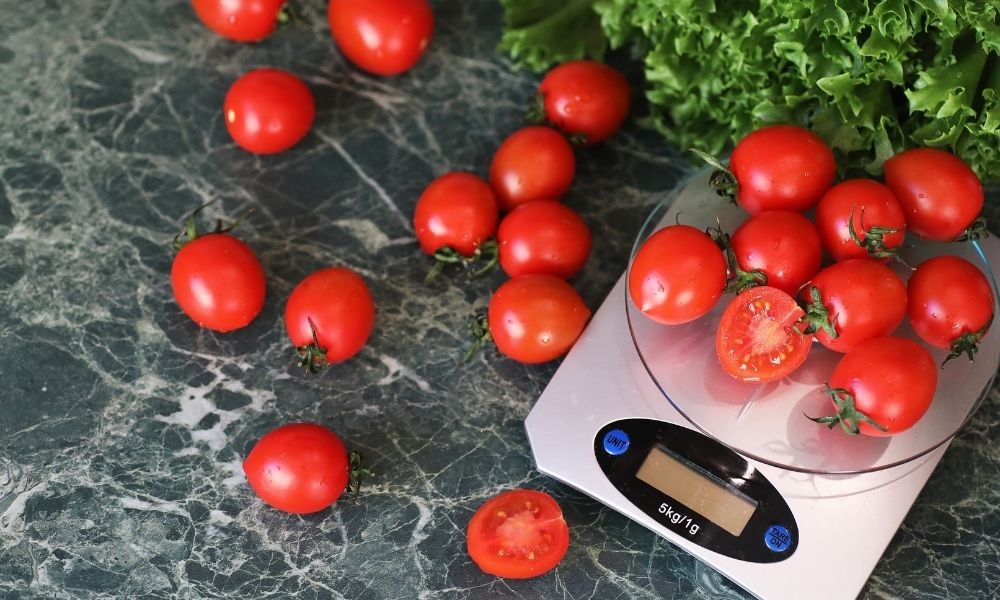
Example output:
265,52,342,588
466,489,570,580
714,286,811,383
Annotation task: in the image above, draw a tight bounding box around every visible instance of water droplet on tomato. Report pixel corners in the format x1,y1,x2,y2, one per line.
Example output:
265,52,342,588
228,15,237,24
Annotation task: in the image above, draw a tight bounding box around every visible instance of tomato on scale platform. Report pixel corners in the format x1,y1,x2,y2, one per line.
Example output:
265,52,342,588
170,205,266,333
224,68,315,154
815,179,907,262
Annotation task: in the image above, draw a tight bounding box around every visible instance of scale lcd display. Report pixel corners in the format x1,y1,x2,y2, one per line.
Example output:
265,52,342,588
636,445,757,536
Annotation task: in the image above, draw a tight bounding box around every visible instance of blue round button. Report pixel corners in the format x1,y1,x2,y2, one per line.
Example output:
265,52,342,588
602,429,630,456
764,525,793,552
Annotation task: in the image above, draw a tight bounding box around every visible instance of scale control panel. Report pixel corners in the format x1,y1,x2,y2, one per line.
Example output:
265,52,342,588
595,419,798,563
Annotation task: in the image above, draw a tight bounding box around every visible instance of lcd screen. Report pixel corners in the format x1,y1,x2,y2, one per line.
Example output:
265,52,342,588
636,445,757,536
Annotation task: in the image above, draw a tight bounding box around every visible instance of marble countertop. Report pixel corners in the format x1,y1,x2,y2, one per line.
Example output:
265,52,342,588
1,1,998,598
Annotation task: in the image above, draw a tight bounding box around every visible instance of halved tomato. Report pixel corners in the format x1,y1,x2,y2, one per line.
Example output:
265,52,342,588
467,489,570,579
715,286,811,382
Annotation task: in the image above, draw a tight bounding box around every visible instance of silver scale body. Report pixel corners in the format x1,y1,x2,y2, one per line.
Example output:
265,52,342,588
525,174,1000,600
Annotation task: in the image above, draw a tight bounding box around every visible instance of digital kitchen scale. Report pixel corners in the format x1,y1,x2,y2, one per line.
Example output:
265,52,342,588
526,171,1000,600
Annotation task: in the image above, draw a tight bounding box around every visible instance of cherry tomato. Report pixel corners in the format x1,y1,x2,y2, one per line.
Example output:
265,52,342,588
327,0,434,76
883,148,984,241
811,337,937,436
171,233,266,332
815,179,906,262
538,60,631,145
467,489,570,579
728,125,836,214
243,423,361,513
414,172,498,257
907,255,995,362
224,68,315,154
498,201,591,279
488,275,590,364
628,225,727,325
489,127,575,212
801,259,906,353
729,210,821,296
192,0,285,42
715,286,810,382
285,267,375,371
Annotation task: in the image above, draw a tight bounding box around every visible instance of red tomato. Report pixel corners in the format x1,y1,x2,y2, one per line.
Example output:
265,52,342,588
327,0,434,76
801,259,907,353
243,423,363,513
192,0,285,42
224,68,315,154
815,179,906,262
284,267,375,371
489,127,576,212
414,172,498,257
538,60,631,145
488,275,590,364
498,201,591,279
171,233,266,332
628,225,727,325
729,210,821,296
715,286,811,382
467,489,570,579
728,125,836,214
907,255,995,362
883,148,984,241
811,337,937,436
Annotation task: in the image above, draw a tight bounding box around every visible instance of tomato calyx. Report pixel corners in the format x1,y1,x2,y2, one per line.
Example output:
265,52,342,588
525,94,546,126
848,205,901,260
425,240,499,284
798,286,838,339
347,450,375,497
955,217,990,242
707,224,768,294
806,385,889,435
690,148,737,202
295,317,329,374
172,202,254,251
943,313,994,366
462,315,492,362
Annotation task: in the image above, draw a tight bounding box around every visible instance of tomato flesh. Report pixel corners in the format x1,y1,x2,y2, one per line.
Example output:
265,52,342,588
467,489,570,579
716,287,810,382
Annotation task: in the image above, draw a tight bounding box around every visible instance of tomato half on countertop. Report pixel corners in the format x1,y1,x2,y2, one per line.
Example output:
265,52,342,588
715,286,811,382
192,0,286,42
467,489,570,579
809,337,937,436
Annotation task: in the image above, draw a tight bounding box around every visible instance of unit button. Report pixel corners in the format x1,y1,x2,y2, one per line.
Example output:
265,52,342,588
602,429,630,456
764,525,793,552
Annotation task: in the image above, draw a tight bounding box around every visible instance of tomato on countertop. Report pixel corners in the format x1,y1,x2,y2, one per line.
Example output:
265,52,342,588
327,0,434,76
538,60,631,145
192,0,286,42
224,68,315,154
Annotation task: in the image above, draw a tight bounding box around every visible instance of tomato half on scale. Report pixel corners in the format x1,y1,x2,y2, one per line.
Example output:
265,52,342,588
801,259,907,353
192,0,286,42
243,423,373,513
224,68,315,154
728,210,821,296
485,275,590,364
467,489,570,579
498,201,591,279
170,208,266,333
538,60,631,145
628,224,727,325
413,172,499,281
285,267,375,372
328,0,434,76
814,179,906,262
883,148,985,241
715,286,811,382
489,127,575,211
698,125,835,214
907,255,995,364
808,337,937,436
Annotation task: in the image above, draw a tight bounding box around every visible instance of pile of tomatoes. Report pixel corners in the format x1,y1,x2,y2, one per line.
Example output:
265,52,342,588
630,125,996,437
174,4,638,581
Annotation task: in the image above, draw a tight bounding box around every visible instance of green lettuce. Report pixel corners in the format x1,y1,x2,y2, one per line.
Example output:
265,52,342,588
500,0,1000,180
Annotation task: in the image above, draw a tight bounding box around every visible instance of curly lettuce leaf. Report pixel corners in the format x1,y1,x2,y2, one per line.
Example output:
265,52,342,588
499,0,606,71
